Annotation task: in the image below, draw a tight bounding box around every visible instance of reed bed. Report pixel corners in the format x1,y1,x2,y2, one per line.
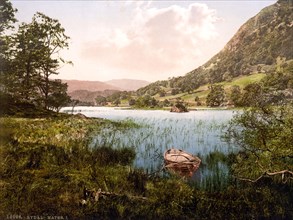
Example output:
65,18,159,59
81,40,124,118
63,107,239,190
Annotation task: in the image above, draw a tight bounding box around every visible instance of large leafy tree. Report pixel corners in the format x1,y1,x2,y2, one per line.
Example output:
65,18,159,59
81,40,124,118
241,83,264,107
46,79,70,112
0,0,17,33
0,0,17,94
32,13,72,109
0,0,18,115
96,95,107,106
228,85,242,107
8,12,72,110
206,84,225,107
227,103,293,184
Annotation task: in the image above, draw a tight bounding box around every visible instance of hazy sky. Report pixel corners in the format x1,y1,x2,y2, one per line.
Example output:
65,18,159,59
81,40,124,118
11,0,276,82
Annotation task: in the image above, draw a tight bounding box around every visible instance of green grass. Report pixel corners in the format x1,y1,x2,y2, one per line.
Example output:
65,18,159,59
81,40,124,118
160,73,266,104
218,73,266,88
125,73,266,108
1,114,291,219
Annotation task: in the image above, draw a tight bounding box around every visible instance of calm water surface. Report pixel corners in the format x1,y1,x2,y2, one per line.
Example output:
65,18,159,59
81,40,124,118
61,107,239,189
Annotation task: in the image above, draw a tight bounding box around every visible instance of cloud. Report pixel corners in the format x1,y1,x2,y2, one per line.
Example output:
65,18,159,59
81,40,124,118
81,2,219,81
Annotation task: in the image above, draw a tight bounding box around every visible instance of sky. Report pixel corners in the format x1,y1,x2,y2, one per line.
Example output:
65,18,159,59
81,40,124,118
11,0,276,82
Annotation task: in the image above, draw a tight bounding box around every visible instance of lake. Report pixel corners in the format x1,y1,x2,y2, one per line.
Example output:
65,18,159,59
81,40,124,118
61,107,239,190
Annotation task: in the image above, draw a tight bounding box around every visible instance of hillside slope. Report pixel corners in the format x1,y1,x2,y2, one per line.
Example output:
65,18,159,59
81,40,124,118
137,0,293,95
202,0,293,83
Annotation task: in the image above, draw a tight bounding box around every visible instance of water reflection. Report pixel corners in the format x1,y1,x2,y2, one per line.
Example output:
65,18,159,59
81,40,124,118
165,163,200,178
61,107,238,190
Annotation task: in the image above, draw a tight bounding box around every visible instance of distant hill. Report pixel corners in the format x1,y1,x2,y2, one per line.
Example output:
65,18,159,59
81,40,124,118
63,80,120,93
105,79,150,91
63,79,150,104
63,79,150,93
137,0,293,96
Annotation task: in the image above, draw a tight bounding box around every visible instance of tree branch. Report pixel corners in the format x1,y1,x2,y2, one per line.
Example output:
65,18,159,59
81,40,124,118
236,170,293,183
266,170,293,176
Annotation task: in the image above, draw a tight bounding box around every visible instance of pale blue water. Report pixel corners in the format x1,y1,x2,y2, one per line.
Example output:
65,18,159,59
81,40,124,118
61,107,239,190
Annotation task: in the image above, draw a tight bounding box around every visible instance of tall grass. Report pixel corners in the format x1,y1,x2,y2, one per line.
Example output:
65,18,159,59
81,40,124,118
81,108,238,190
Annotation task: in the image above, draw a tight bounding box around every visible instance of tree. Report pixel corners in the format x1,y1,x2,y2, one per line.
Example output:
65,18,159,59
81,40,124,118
150,97,158,107
134,95,158,108
135,95,150,108
171,88,179,96
0,0,17,34
206,84,225,107
9,12,71,109
194,96,202,106
0,0,17,106
96,96,107,106
107,91,122,102
227,104,293,184
46,80,70,112
33,13,72,109
229,85,242,107
262,61,293,90
162,99,170,107
113,99,121,106
241,83,263,107
128,98,136,106
159,90,166,97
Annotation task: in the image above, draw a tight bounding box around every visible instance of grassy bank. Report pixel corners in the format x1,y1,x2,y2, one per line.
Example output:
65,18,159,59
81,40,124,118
0,116,292,219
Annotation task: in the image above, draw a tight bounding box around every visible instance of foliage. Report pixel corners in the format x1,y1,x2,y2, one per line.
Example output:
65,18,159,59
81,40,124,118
1,4,72,115
9,12,71,109
93,146,135,166
106,91,130,103
227,104,293,184
146,179,194,219
194,184,292,219
206,84,225,107
0,117,136,218
228,85,242,106
171,101,188,112
0,1,17,113
95,95,107,106
0,0,17,33
0,116,292,219
136,80,168,96
134,95,158,108
241,82,264,107
262,60,293,90
128,98,136,106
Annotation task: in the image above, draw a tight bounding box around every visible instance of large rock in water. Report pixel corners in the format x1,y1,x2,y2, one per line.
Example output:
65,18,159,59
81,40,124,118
170,104,188,113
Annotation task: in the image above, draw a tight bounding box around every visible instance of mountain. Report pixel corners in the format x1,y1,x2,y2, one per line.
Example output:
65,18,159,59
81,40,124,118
63,79,150,104
105,79,150,91
63,79,150,93
63,80,120,93
201,0,293,83
137,0,293,95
